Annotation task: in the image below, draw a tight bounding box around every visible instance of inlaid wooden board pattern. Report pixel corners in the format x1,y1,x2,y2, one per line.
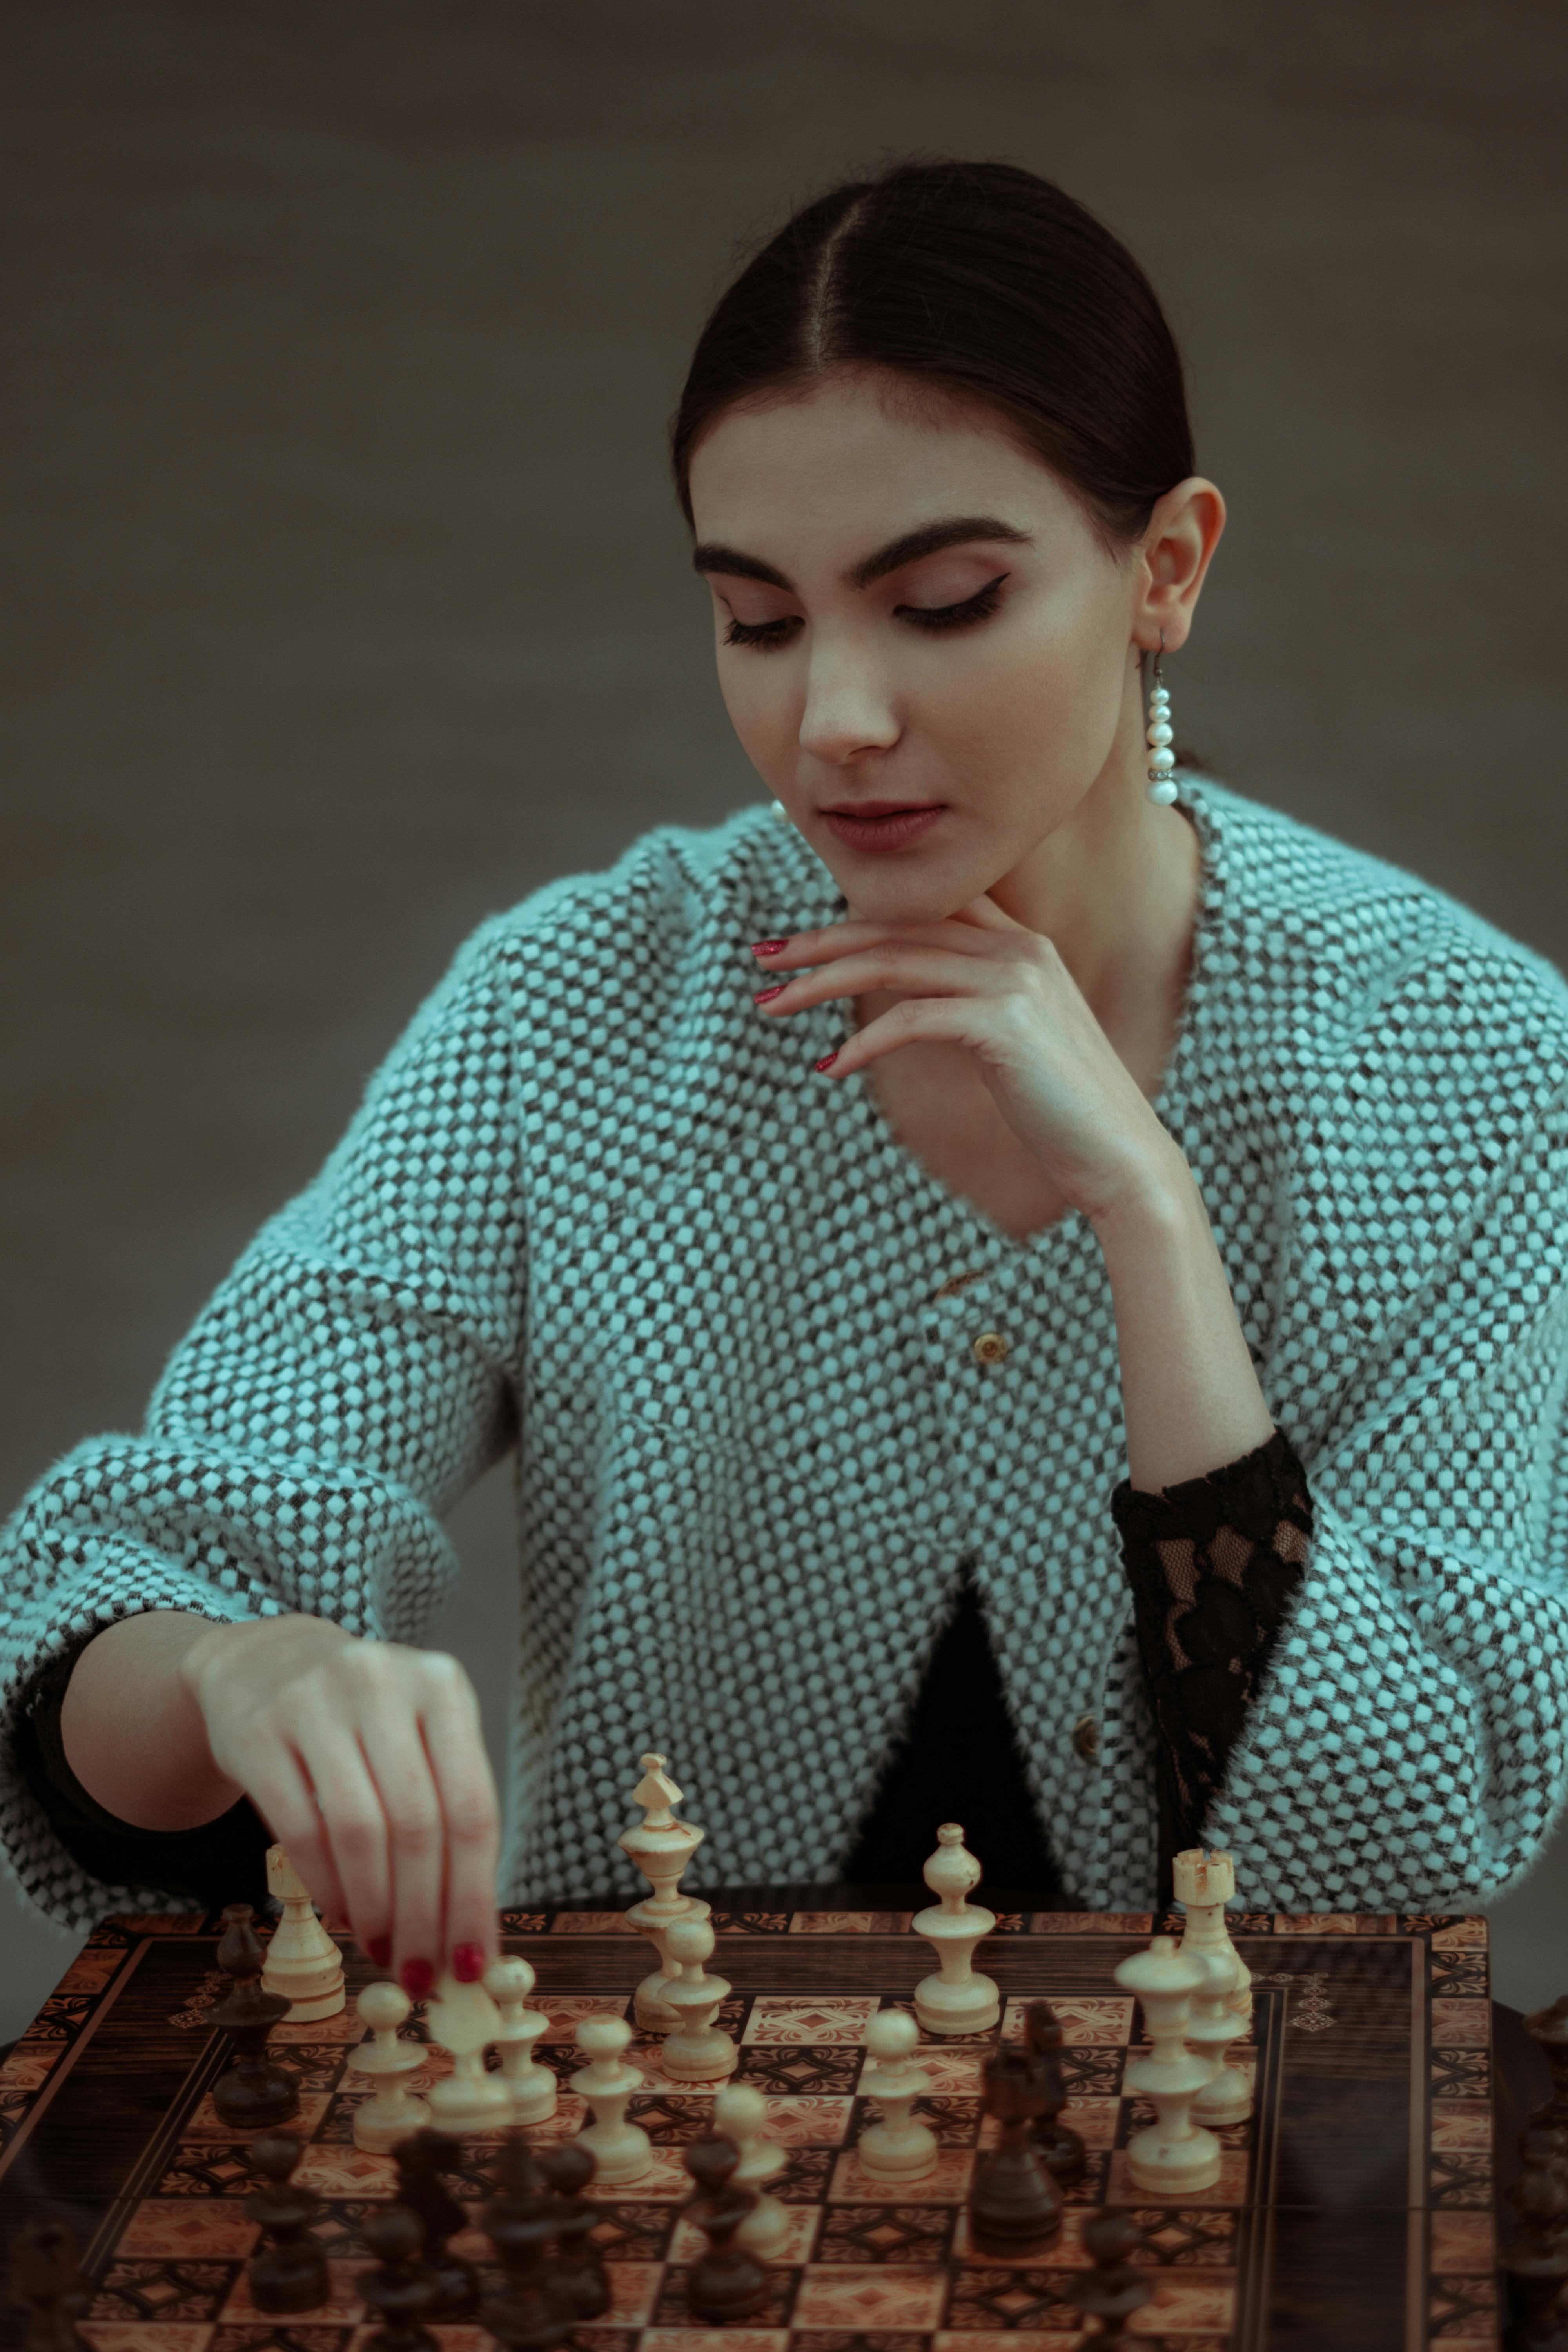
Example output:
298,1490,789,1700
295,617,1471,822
0,1908,1494,2352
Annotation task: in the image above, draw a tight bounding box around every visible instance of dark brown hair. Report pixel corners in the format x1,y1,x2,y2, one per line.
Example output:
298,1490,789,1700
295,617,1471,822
671,159,1194,551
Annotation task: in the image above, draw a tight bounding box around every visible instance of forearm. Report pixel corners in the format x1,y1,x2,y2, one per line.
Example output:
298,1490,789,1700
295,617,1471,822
61,1610,246,1832
1094,1149,1275,1491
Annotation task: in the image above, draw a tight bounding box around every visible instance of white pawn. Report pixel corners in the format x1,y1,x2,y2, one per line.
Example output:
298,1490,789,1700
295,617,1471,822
485,1956,557,2127
349,1981,430,2152
660,1915,737,2082
1116,1936,1220,2194
571,2016,653,2185
425,1971,512,2135
713,2082,791,2260
858,2010,938,2181
1187,1947,1253,2128
912,1824,1000,2036
1174,1847,1252,2024
260,1845,345,2020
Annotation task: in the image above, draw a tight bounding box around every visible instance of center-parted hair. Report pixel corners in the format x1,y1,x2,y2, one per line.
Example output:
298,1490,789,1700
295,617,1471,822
671,159,1195,549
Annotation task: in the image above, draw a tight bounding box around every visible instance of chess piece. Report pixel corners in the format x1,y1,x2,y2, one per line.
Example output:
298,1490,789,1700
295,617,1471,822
350,1981,431,2152
1067,2209,1153,2341
424,1969,511,2134
8,2216,90,2350
209,1902,300,2129
912,1824,1000,2035
682,2136,770,2321
245,2127,329,2313
1527,1996,1568,2134
570,2015,653,2184
1503,2121,1568,2352
482,2145,574,2352
619,1751,712,2031
713,2082,791,2259
486,2127,555,2231
857,2010,939,2181
967,2048,1062,2257
541,2139,611,2319
260,1843,345,2020
357,2202,439,2352
1116,1936,1220,2195
1186,1946,1254,2128
1174,1847,1251,2024
393,2127,479,2320
1022,2001,1087,2183
485,1956,557,2125
660,1913,738,2081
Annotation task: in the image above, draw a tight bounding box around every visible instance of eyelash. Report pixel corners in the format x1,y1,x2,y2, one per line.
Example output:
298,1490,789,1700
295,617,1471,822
722,573,1010,653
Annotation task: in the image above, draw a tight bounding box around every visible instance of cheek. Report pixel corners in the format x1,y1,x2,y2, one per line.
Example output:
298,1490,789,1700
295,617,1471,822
921,610,1121,777
715,657,799,777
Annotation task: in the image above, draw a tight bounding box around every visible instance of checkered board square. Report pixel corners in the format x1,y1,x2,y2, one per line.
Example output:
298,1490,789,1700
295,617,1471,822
0,1909,1495,2350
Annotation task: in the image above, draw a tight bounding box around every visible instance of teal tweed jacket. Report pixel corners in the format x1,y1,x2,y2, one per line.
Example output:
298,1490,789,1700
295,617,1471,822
4,779,1568,1927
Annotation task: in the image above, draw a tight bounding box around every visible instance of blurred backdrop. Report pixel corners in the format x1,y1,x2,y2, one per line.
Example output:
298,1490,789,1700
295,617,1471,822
4,0,1566,2038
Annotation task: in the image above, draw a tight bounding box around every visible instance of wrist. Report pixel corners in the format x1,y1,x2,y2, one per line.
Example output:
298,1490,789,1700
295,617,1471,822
180,1612,350,1708
1085,1140,1201,1249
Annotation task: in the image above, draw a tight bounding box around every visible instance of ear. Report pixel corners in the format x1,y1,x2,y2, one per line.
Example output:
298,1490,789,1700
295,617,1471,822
1132,478,1226,655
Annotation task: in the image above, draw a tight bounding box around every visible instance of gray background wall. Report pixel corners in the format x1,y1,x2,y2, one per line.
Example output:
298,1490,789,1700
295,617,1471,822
4,0,1565,2038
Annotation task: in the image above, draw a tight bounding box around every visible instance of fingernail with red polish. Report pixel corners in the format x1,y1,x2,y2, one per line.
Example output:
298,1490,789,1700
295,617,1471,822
452,1943,485,1984
400,1956,435,2000
365,1934,392,1969
753,985,786,1004
815,1050,839,1072
751,938,789,956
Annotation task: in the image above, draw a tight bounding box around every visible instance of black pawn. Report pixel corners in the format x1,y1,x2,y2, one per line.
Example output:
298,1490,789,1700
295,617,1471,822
1504,2123,1568,2352
683,2136,770,2323
968,2049,1062,2258
210,1902,299,2130
1023,2000,1087,2184
543,2138,609,2321
245,2129,328,2312
481,2196,573,2352
1067,2210,1153,2341
490,2127,554,2224
358,2203,439,2352
8,2217,90,2350
392,2127,479,2320
1528,1998,1568,2135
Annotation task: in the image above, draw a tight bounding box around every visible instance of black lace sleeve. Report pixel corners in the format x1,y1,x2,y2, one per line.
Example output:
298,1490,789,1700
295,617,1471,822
11,1639,272,1913
1111,1427,1313,1905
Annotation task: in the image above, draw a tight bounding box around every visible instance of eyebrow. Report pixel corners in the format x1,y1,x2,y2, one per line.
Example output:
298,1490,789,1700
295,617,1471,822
691,514,1033,596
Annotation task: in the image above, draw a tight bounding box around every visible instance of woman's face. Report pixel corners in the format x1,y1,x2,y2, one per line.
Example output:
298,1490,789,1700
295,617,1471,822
688,369,1173,925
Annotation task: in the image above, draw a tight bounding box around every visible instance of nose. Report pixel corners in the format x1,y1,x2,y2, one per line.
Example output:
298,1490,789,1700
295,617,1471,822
797,642,900,766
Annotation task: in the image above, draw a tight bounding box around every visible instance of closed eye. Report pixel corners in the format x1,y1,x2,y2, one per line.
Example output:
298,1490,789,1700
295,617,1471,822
895,573,1010,631
723,612,802,652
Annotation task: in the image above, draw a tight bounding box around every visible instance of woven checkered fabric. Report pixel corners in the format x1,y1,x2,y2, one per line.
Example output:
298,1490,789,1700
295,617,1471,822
4,779,1568,1931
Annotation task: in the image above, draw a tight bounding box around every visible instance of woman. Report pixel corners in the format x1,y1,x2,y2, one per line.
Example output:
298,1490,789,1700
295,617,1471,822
4,161,1566,2000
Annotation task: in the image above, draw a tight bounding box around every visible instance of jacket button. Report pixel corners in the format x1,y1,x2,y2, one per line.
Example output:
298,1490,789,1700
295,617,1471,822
972,1331,1009,1366
1072,1711,1100,1762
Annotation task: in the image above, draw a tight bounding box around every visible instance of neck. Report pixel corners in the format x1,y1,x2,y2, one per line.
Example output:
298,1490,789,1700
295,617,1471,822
987,671,1199,1036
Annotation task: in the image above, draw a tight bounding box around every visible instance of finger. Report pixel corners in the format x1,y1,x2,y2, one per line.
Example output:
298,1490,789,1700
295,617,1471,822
236,1745,353,1927
354,1694,447,1999
752,918,1002,971
757,944,1011,1015
817,994,991,1079
295,1726,394,1965
950,892,1029,933
417,1656,502,1976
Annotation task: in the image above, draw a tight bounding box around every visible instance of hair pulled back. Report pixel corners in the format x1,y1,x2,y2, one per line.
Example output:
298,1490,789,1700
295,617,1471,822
671,159,1193,551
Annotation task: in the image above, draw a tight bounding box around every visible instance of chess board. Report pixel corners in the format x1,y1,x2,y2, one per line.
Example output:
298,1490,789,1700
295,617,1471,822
0,1904,1498,2352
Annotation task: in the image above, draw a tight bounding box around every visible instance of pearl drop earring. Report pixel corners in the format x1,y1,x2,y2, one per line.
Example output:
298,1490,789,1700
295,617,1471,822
1145,643,1178,806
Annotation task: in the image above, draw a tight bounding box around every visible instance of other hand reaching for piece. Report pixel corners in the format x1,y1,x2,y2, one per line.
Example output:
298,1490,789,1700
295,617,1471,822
61,1608,500,1994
